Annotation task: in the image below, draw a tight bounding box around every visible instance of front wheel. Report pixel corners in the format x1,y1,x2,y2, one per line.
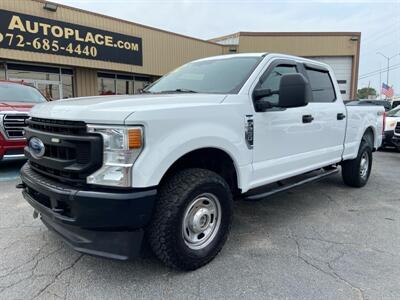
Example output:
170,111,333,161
148,168,233,270
341,139,373,187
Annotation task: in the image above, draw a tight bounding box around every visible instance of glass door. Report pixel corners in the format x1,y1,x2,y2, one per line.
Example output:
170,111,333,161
36,80,61,101
9,78,62,100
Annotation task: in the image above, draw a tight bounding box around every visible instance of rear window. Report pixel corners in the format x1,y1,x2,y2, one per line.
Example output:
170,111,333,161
306,68,336,102
0,83,46,103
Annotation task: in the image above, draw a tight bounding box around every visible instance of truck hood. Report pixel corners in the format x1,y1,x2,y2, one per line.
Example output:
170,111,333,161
0,102,36,112
30,94,227,124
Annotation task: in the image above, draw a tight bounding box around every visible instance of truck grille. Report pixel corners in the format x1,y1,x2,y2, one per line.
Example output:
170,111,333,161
2,114,29,139
395,122,400,135
24,118,103,186
28,117,87,136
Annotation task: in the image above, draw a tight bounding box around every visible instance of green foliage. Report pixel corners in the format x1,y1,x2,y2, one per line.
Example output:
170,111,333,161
357,87,377,99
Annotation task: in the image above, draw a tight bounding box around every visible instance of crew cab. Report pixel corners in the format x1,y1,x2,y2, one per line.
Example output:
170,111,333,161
0,81,47,162
19,53,384,270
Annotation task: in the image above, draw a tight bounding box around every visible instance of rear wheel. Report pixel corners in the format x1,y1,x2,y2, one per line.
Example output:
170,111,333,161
148,168,233,270
342,138,372,187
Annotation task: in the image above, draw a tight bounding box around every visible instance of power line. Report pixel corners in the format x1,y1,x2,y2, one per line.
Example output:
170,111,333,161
359,63,400,80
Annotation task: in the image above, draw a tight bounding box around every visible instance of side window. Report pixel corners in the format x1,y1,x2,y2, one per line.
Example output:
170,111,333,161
305,68,336,102
258,65,298,105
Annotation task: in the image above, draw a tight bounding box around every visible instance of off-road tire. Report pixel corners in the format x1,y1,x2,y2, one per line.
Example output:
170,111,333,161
342,138,373,188
148,168,233,270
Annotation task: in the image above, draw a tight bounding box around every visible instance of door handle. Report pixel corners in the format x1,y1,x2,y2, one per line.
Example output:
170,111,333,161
337,113,346,120
302,115,314,123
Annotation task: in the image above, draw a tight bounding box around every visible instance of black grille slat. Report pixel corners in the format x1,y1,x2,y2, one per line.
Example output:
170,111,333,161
28,117,87,136
3,114,29,138
395,122,400,134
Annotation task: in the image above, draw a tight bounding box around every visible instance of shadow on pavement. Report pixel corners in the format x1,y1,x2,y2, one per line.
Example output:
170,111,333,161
0,160,26,181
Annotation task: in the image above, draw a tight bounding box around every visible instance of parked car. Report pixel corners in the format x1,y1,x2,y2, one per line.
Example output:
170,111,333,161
346,99,393,111
382,106,400,149
0,81,47,162
392,100,400,109
19,53,384,270
392,121,400,148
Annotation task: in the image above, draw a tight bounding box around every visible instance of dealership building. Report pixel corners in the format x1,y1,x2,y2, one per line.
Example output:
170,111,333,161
0,0,361,100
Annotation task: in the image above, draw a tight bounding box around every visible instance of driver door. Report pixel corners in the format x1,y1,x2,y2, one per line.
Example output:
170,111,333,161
250,59,317,188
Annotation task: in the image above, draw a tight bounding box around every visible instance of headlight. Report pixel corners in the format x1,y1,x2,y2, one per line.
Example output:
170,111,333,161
86,125,144,187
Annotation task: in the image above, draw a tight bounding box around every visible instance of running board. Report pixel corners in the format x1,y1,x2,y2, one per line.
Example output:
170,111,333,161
244,168,339,201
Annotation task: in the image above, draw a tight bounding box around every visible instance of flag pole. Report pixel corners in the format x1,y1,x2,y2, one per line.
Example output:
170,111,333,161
379,64,382,100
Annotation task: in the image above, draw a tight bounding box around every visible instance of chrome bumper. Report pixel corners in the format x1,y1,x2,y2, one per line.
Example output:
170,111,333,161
1,154,26,161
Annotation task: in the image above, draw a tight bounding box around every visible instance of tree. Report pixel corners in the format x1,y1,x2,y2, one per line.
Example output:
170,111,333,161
357,87,377,99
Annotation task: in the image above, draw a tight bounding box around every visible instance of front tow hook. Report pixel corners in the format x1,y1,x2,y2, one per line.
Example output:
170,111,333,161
16,183,26,189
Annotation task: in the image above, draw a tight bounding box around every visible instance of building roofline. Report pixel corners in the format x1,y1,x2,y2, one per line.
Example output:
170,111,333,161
210,31,361,41
32,0,222,47
238,31,361,37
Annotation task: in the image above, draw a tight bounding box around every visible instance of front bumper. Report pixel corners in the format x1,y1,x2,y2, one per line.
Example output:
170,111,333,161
0,132,26,161
20,163,157,260
383,130,395,146
392,136,400,148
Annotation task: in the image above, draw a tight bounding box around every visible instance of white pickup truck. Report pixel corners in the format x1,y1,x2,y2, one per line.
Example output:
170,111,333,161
19,53,384,270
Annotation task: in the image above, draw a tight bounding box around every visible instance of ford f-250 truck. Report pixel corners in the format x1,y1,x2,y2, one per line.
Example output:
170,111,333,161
19,53,384,270
0,81,47,162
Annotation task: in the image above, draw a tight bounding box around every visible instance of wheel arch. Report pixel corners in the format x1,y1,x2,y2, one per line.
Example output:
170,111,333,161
363,126,375,149
159,147,241,195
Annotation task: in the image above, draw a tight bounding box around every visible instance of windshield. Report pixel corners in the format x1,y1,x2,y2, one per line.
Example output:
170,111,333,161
387,107,400,117
0,83,47,103
145,56,262,94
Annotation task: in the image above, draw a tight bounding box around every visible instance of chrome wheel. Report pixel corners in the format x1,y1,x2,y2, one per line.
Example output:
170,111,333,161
182,193,221,250
359,151,369,179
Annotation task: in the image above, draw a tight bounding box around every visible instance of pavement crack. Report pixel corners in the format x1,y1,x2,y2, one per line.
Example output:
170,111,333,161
288,229,365,300
31,254,83,300
328,262,365,300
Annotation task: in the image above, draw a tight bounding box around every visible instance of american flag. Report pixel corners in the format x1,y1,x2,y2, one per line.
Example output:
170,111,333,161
382,83,394,98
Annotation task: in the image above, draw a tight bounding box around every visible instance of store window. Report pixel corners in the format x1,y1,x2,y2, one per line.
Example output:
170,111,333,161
116,74,134,95
0,63,5,80
7,64,60,82
134,76,151,94
61,69,74,99
98,73,150,96
5,63,74,100
98,73,116,95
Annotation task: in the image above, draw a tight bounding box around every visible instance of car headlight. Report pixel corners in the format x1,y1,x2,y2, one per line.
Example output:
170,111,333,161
86,125,144,187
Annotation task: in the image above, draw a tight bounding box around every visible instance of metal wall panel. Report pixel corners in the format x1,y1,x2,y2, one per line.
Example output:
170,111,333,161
75,68,97,97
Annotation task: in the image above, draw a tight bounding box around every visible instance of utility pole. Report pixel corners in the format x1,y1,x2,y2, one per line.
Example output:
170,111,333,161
379,65,382,99
376,52,399,86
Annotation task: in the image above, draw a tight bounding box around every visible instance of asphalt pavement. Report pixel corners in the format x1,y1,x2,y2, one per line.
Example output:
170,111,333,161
0,150,399,300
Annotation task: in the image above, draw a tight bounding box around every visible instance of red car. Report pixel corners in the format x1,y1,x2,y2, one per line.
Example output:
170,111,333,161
0,81,47,162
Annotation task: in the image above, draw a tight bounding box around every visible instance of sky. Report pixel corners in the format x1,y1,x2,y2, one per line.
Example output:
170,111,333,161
52,0,400,96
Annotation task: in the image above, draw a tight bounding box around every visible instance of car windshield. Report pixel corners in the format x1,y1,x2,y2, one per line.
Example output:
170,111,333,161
0,83,47,103
387,107,400,117
145,56,262,94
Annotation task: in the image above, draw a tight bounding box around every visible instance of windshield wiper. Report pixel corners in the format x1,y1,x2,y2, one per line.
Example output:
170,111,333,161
158,88,198,94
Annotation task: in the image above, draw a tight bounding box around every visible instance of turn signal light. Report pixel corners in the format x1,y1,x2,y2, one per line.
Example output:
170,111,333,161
128,128,143,149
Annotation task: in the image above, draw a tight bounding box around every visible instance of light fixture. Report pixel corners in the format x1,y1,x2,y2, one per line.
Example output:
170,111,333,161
43,2,58,12
350,36,359,41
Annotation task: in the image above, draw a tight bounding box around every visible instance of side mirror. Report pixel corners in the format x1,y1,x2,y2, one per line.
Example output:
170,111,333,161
253,88,273,100
253,88,279,111
278,73,310,108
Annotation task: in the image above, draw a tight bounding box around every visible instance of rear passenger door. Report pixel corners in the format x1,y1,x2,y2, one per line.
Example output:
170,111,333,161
302,64,346,166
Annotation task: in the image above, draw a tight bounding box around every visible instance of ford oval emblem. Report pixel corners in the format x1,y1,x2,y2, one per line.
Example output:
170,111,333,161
29,137,45,159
